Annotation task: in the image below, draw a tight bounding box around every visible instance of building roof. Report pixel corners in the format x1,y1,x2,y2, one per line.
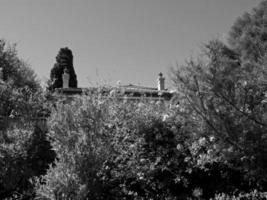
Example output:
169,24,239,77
54,72,174,100
118,84,172,100
54,85,173,101
119,84,158,91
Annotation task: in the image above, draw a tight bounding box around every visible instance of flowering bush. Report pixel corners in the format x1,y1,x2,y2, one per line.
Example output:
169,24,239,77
34,90,266,200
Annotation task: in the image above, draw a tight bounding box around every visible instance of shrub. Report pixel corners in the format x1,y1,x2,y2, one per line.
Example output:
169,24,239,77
35,92,265,200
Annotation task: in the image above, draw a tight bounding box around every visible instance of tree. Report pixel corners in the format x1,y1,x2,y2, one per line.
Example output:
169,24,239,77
49,47,78,90
171,36,267,193
0,39,55,199
229,0,267,64
0,39,40,92
0,39,42,133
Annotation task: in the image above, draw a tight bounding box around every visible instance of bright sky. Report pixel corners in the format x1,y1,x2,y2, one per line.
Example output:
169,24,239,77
0,0,262,88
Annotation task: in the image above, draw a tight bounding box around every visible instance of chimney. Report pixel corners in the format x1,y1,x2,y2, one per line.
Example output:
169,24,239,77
157,72,165,91
62,68,70,88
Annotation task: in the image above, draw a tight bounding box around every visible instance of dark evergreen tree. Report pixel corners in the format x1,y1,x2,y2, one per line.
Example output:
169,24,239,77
49,47,78,90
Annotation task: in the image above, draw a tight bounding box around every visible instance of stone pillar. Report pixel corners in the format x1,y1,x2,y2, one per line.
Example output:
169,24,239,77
157,72,165,91
62,68,70,88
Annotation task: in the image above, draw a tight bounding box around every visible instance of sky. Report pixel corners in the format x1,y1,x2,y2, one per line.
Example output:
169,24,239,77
0,0,263,88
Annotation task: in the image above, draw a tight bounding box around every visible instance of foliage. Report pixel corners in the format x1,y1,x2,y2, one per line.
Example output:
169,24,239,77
213,190,267,200
0,39,55,199
171,37,267,190
34,95,152,199
26,126,56,177
98,101,256,199
35,91,258,200
97,101,182,200
0,39,40,92
0,85,42,120
229,0,267,63
48,47,78,90
0,128,33,199
0,87,55,199
35,92,111,199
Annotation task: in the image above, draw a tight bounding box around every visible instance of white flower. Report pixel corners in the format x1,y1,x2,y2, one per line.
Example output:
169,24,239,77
162,114,169,121
140,158,146,163
176,144,183,151
137,172,144,180
209,136,215,142
184,157,190,162
192,188,203,198
198,137,207,146
242,80,248,87
228,146,234,153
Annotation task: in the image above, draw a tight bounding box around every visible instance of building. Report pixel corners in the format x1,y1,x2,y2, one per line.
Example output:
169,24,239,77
55,69,174,101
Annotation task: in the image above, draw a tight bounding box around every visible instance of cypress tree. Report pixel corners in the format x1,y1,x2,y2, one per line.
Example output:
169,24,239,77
49,47,77,90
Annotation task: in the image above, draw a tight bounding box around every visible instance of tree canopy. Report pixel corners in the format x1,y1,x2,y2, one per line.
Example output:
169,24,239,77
0,39,40,92
171,0,267,194
229,0,267,64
